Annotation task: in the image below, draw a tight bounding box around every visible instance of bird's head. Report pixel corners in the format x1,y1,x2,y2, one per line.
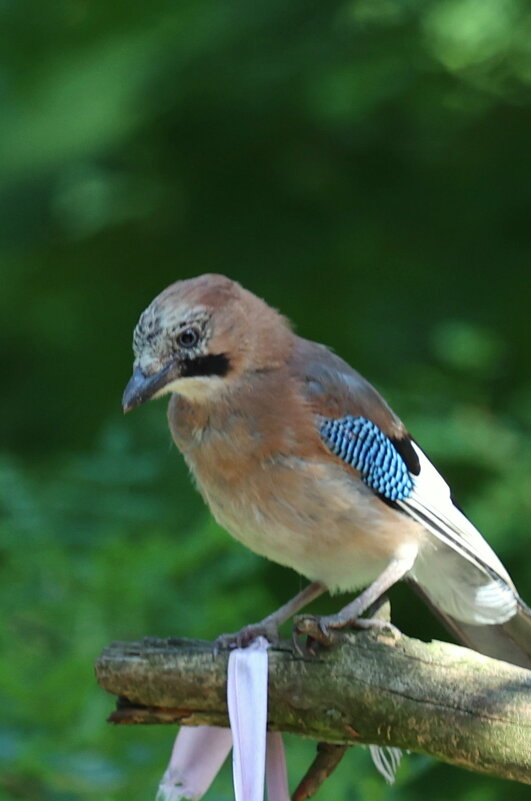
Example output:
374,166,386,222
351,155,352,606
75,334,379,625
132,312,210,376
122,273,291,412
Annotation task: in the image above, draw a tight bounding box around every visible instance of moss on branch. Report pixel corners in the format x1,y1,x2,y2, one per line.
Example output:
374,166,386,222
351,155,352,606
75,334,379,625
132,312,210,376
95,629,531,784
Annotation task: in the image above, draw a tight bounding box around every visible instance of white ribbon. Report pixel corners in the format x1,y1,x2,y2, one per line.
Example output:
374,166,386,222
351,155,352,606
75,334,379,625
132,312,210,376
156,636,400,799
227,637,270,801
157,636,290,801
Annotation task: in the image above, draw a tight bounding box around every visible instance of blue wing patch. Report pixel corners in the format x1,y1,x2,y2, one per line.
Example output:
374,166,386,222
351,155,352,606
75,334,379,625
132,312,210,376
319,416,414,501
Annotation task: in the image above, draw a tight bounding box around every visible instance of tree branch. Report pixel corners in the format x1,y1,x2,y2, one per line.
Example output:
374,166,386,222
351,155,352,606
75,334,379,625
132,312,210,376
95,629,531,784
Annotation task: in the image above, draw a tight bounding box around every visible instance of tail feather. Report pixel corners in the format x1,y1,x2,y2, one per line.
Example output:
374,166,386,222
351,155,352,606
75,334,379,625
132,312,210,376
407,578,531,670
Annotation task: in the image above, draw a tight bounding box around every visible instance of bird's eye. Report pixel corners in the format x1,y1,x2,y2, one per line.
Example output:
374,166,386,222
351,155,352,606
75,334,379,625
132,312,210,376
178,327,200,348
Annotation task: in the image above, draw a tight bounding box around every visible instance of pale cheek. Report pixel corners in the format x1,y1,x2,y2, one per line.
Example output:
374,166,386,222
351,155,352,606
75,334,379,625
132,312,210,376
157,376,227,402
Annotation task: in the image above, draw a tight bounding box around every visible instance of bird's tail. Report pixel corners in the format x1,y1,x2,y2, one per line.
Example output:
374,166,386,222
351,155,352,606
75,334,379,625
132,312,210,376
407,578,531,670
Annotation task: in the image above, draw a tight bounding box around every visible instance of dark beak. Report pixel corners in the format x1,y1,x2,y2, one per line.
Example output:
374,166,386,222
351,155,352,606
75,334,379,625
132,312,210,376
122,363,177,413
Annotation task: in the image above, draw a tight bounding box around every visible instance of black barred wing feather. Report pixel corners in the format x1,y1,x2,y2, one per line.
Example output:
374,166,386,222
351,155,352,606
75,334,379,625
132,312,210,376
320,416,414,503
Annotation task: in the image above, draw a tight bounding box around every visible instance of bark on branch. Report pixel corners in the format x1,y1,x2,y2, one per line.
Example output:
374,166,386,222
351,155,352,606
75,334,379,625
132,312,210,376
95,629,531,784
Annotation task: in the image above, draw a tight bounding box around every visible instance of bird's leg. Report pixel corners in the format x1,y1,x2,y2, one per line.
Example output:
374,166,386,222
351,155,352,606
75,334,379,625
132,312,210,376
295,555,415,646
215,581,326,650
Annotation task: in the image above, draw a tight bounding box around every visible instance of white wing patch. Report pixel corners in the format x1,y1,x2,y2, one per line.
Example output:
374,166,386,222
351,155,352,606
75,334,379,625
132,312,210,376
401,444,517,625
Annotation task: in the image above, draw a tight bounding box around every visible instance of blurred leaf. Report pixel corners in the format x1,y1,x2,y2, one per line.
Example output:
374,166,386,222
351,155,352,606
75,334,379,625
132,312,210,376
431,320,505,374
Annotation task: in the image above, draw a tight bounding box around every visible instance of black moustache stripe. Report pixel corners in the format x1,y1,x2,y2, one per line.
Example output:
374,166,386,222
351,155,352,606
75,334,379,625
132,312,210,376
180,353,231,378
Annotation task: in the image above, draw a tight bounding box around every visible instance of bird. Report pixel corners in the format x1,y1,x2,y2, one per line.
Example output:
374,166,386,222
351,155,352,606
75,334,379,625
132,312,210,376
122,274,531,668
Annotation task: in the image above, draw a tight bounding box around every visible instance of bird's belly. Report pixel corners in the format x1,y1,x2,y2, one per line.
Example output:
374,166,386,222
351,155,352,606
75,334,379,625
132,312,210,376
189,454,424,593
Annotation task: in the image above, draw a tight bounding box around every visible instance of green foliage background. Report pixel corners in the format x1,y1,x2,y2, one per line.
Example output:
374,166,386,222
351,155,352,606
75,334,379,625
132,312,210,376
1,1,530,799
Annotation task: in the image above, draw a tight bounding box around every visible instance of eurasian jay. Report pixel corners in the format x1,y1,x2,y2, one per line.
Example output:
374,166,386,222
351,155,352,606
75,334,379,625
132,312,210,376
123,274,531,668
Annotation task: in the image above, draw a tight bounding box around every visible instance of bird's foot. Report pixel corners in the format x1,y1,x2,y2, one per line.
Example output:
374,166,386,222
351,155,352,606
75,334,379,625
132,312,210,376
294,612,400,649
214,620,280,652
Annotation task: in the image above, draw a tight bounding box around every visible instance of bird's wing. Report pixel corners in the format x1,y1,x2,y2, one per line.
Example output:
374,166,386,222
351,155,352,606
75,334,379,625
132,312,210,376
407,579,531,669
290,337,518,627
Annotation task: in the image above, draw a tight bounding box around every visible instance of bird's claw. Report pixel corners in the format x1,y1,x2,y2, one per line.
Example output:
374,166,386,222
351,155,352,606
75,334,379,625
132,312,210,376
351,616,401,638
214,621,280,653
290,624,321,657
293,614,338,649
293,612,400,651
